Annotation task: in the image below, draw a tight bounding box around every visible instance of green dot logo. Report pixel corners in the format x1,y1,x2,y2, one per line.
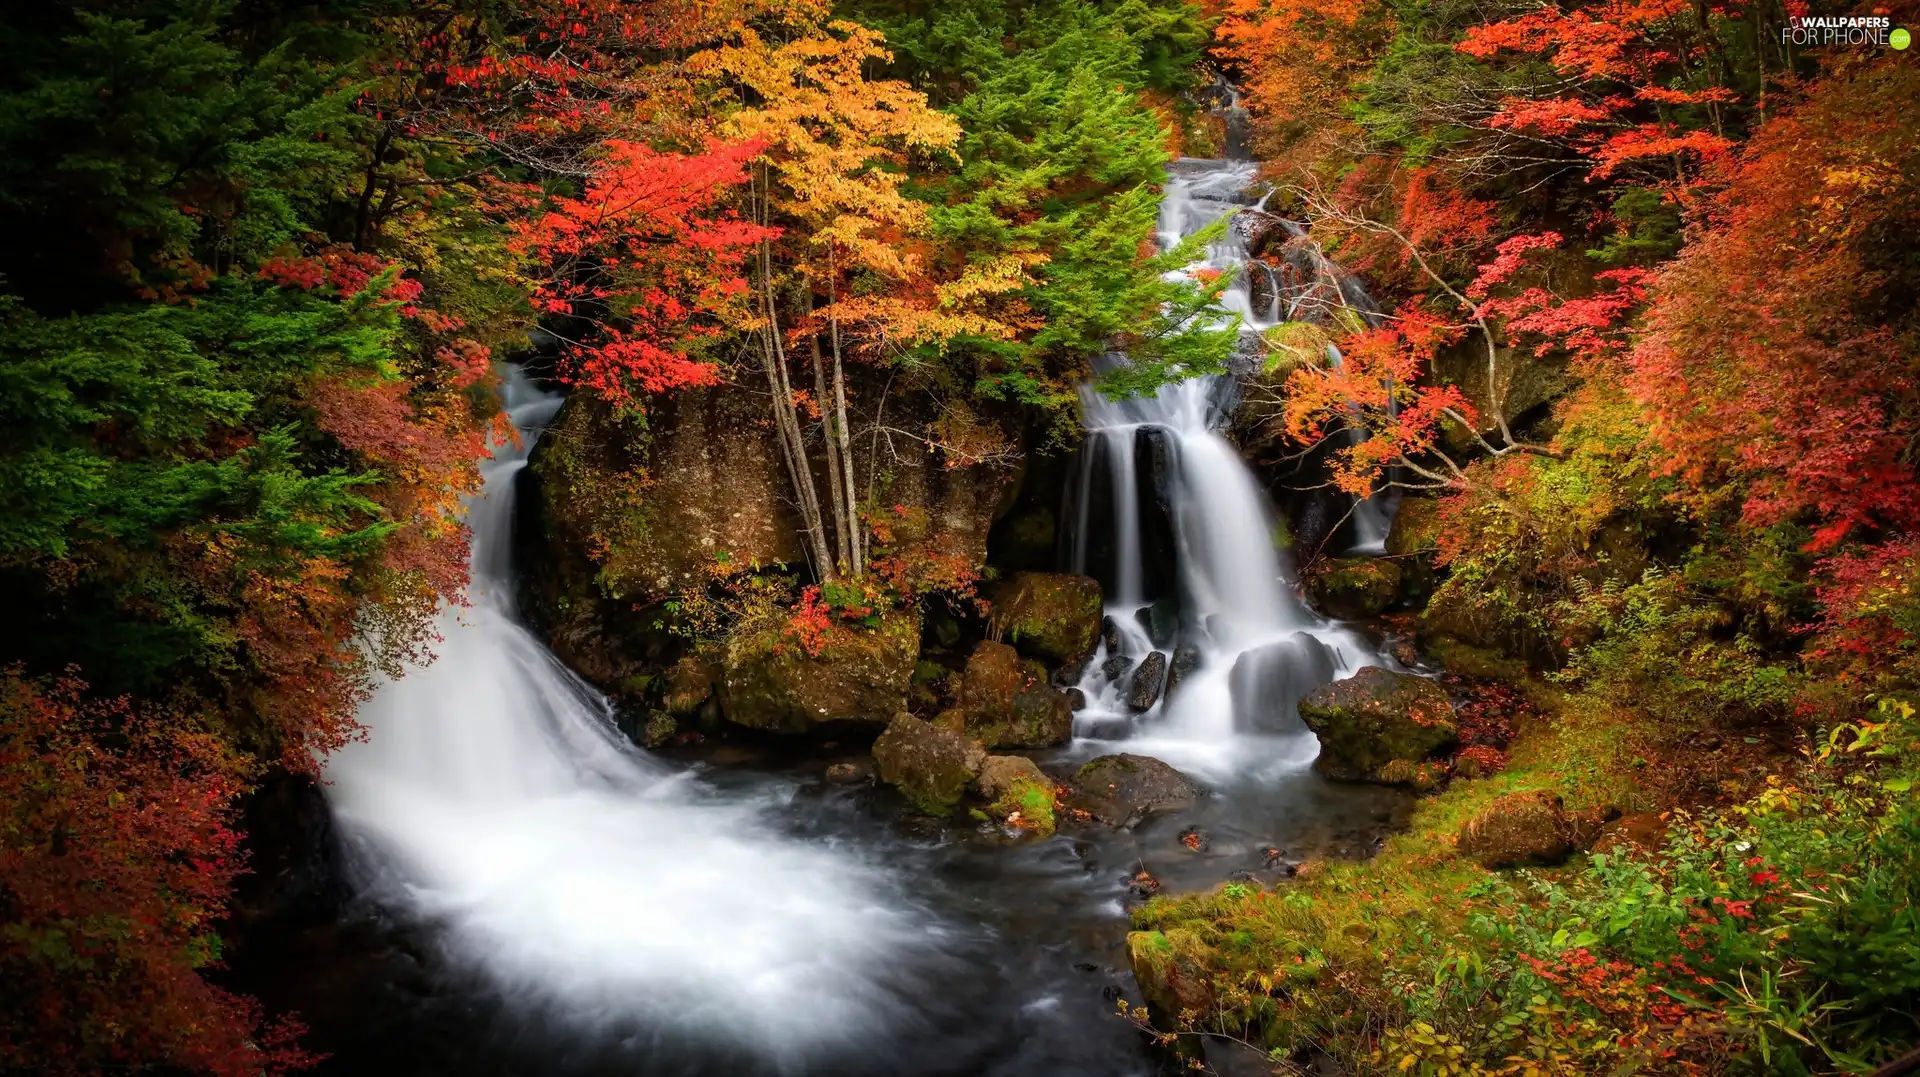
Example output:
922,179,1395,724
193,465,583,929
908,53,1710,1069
1894,27,1912,49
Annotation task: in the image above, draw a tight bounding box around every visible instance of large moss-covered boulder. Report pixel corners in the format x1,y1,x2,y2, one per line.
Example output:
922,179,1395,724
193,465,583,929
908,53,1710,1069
957,641,1073,749
989,572,1103,664
1457,790,1573,869
1298,667,1457,782
872,713,987,816
1069,754,1204,824
1304,557,1402,619
719,609,920,733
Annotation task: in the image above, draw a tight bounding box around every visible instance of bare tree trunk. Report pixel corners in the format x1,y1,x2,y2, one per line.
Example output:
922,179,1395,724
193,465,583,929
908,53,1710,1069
752,169,834,580
809,287,852,575
827,252,863,577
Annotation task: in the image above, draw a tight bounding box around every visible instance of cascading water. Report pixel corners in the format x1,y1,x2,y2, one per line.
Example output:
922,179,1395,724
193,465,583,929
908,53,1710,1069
1065,157,1394,783
321,369,933,1068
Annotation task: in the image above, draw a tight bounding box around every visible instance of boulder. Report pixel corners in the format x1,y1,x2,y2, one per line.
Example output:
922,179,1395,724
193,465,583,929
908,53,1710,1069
1304,557,1403,619
1100,616,1125,656
956,641,1073,749
1127,651,1169,712
1070,754,1204,824
1101,654,1135,681
990,572,1104,663
1297,666,1457,782
1127,929,1215,1027
974,755,1058,836
719,608,920,733
1133,598,1180,648
872,713,987,816
1457,790,1574,869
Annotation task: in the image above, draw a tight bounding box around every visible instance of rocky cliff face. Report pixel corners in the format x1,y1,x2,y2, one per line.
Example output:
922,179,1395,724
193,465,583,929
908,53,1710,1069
516,371,1037,725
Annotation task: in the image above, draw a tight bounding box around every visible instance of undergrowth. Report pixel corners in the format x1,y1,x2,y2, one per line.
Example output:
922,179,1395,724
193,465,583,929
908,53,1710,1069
1128,697,1920,1076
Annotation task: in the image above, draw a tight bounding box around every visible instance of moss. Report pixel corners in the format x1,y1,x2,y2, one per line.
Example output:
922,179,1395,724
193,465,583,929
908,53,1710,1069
1124,688,1645,1061
989,572,1103,663
642,713,676,749
718,608,921,732
1305,557,1402,619
988,776,1058,836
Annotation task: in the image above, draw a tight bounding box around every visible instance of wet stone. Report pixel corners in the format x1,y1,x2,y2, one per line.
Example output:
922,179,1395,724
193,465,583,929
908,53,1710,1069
1166,643,1202,700
1101,654,1135,682
1126,650,1169,711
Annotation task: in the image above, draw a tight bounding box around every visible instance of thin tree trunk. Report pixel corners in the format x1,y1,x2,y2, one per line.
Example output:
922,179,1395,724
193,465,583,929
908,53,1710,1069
827,251,863,577
752,169,833,580
809,286,852,575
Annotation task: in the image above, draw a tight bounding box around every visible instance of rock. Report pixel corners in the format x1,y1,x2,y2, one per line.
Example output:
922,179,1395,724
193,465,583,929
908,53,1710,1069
1070,754,1204,824
1228,634,1336,733
974,755,1057,836
1165,644,1202,700
990,572,1104,664
825,761,871,784
1101,654,1135,681
1051,657,1089,689
1304,557,1403,619
1127,930,1215,1026
661,655,716,716
530,389,804,605
956,641,1073,748
719,608,921,733
872,713,987,816
1385,496,1442,558
1297,666,1457,782
1127,651,1169,711
1066,688,1087,711
1232,208,1291,259
1133,598,1179,648
642,713,677,748
1101,616,1125,656
1457,790,1575,868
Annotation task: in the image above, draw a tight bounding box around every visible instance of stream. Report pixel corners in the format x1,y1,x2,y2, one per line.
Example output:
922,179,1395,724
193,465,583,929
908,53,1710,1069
235,150,1414,1077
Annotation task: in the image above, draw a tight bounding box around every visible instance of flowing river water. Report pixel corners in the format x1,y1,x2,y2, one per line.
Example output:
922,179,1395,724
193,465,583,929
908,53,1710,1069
237,151,1414,1076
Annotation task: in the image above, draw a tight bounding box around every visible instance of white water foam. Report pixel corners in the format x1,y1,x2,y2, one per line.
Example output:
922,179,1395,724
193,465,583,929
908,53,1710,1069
322,369,929,1063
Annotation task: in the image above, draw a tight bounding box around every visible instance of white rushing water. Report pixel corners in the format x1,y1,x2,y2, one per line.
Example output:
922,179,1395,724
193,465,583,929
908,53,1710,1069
1068,157,1396,783
322,369,929,1064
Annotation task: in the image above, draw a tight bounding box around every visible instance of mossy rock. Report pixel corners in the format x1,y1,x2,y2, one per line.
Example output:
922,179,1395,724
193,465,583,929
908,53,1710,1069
1070,754,1204,824
1126,928,1215,1028
1457,790,1573,869
957,641,1073,749
1304,557,1402,619
661,656,716,716
1424,634,1530,683
1385,497,1443,558
719,608,921,733
975,755,1057,836
1298,667,1457,783
872,713,987,817
988,572,1103,664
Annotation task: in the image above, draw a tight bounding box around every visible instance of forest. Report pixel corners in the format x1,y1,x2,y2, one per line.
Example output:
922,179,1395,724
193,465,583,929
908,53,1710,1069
0,0,1914,1075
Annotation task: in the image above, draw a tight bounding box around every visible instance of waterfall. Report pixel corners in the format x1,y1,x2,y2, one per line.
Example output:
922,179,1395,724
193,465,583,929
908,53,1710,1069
321,368,929,1064
1066,158,1391,783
